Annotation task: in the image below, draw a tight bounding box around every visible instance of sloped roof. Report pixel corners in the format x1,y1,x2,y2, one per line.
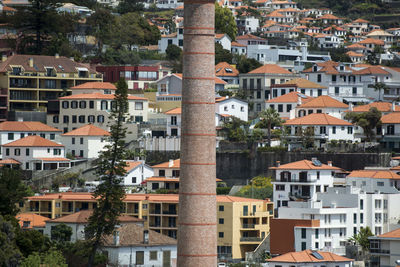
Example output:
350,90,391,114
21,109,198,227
347,170,400,179
59,93,147,101
70,82,116,90
0,121,61,132
358,38,384,45
164,107,181,115
351,102,400,112
352,66,389,75
270,160,341,170
381,112,400,124
0,158,21,165
0,54,97,73
366,29,393,37
124,161,144,172
215,62,239,77
319,14,341,20
47,210,144,224
346,51,364,57
236,34,264,40
346,43,367,49
3,135,63,147
298,95,348,108
353,18,369,23
152,159,180,169
103,223,176,247
231,41,247,47
16,213,48,229
377,228,400,239
62,124,110,136
266,91,313,103
282,78,326,89
248,64,292,74
283,113,352,126
267,250,353,263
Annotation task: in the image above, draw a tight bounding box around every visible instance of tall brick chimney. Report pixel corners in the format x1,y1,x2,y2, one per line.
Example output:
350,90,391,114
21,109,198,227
177,0,217,266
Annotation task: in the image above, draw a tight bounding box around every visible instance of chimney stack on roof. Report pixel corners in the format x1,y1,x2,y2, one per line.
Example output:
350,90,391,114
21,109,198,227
297,95,302,106
113,231,120,246
392,102,395,112
276,161,280,167
143,230,149,244
55,53,59,59
1,54,7,62
327,161,332,166
28,58,33,68
169,159,173,168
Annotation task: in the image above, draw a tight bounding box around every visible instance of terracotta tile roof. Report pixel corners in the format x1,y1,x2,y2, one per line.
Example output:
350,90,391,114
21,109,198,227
346,51,364,57
215,33,227,39
318,14,341,20
381,112,400,124
2,6,16,12
248,64,292,74
16,213,48,229
0,158,21,165
70,82,116,90
236,34,264,40
0,54,97,73
164,107,181,115
302,61,341,75
35,157,70,161
47,210,144,224
267,250,353,263
347,170,400,179
377,228,400,239
270,159,341,170
358,38,384,46
282,78,326,89
352,66,389,75
283,113,352,126
152,159,180,169
298,95,348,108
59,92,147,101
353,18,369,23
266,10,285,17
392,156,400,160
0,121,61,132
161,32,177,38
3,135,63,147
351,102,400,112
103,223,176,247
346,43,367,49
390,166,400,171
215,62,239,77
266,91,313,103
62,124,110,136
231,41,247,47
124,161,143,172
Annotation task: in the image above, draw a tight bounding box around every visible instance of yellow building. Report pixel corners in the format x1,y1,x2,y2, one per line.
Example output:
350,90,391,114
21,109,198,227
21,192,273,260
0,54,102,117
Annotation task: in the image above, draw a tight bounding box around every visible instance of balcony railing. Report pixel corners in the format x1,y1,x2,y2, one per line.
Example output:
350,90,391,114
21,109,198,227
242,224,255,229
240,237,263,242
370,248,390,254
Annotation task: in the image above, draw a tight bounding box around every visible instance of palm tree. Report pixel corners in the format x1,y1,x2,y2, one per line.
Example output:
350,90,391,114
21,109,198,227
258,108,283,146
372,82,388,101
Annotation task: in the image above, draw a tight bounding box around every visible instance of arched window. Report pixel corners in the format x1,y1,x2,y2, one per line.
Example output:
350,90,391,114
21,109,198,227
79,101,86,109
62,101,69,109
101,100,108,110
53,115,59,123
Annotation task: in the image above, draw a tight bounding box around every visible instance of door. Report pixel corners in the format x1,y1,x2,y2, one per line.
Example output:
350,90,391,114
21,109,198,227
163,250,171,267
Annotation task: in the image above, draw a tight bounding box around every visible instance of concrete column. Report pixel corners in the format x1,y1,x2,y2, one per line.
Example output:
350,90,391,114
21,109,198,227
178,0,216,266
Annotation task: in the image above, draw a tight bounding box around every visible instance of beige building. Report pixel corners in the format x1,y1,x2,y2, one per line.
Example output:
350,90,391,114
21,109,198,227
21,192,273,260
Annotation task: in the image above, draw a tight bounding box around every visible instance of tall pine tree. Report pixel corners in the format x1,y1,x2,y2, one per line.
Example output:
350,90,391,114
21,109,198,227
85,78,128,267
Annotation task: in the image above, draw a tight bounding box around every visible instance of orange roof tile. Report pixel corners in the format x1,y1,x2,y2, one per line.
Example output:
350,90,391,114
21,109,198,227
282,78,326,89
352,66,389,75
266,91,313,103
353,18,369,23
59,93,147,101
358,38,384,46
16,213,48,229
124,161,143,172
47,210,143,224
62,124,110,136
319,14,341,20
346,51,364,57
3,135,63,147
164,107,181,115
0,158,20,165
215,62,239,77
270,159,341,170
0,121,61,132
347,170,400,179
283,113,352,126
298,95,348,108
346,43,367,49
377,228,400,238
351,102,400,112
70,82,116,90
381,112,400,124
267,250,353,263
236,34,264,40
152,159,180,169
231,41,247,47
392,156,400,160
248,64,292,74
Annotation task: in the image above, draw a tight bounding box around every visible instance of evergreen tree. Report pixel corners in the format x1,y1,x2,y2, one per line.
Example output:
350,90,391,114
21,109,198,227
85,78,128,267
257,108,283,146
215,2,238,40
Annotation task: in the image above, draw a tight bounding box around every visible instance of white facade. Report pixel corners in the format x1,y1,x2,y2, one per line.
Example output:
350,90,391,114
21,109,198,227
61,135,109,159
216,97,248,122
215,34,232,51
122,160,154,187
166,113,181,137
316,35,344,49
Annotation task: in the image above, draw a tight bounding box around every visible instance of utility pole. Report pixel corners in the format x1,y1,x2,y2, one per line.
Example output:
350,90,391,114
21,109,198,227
177,0,217,266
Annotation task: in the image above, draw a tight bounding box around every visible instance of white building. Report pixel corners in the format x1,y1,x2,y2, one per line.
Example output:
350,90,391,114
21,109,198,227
0,121,62,159
215,97,248,122
270,78,328,99
379,112,400,150
2,135,69,170
294,95,349,119
231,41,247,55
215,33,232,51
165,107,181,137
266,250,353,267
61,124,110,159
102,223,177,267
369,228,400,267
122,160,154,187
266,91,314,120
315,34,344,49
215,62,240,88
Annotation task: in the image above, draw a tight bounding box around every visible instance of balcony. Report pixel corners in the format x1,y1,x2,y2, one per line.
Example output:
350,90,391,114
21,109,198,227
149,209,161,215
370,248,390,254
242,224,255,229
240,237,263,242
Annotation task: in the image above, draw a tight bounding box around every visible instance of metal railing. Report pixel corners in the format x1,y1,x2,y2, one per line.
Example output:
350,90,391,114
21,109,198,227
242,224,255,229
240,237,263,242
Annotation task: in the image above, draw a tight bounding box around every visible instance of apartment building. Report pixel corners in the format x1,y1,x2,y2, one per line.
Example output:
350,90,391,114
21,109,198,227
239,64,298,116
266,91,314,120
270,78,328,100
21,193,274,260
379,112,400,150
0,54,102,118
369,228,400,267
294,95,349,119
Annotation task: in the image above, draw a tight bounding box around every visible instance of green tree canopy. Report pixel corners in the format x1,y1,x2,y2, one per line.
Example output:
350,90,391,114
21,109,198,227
345,107,382,142
221,117,249,142
235,176,273,200
166,44,182,61
235,55,262,73
117,0,145,14
50,223,72,244
16,228,50,258
257,108,283,146
215,43,233,64
20,249,67,267
87,8,116,52
0,216,21,266
348,226,373,251
215,2,238,41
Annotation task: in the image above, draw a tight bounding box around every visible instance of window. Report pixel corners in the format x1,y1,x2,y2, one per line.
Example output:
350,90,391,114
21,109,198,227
270,79,275,85
315,242,319,249
26,148,29,156
301,228,306,239
89,101,94,109
25,162,29,170
97,115,105,123
219,232,224,238
88,115,95,123
316,185,321,192
136,251,144,265
375,199,382,208
317,171,320,180
332,126,336,134
78,115,85,123
54,149,61,155
278,104,283,112
320,126,326,134
80,150,84,157
135,102,143,110
301,242,306,251
72,115,77,123
241,106,244,112
315,229,319,238
62,101,69,109
317,74,322,82
8,133,13,140
352,87,357,95
79,101,86,109
353,213,357,224
63,116,69,123
149,251,157,261
286,104,292,112
53,115,59,123
384,200,388,209
335,87,339,95
79,138,83,145
275,184,285,191
71,101,78,109
219,218,224,224
360,199,364,210
101,100,108,110
242,79,247,89
377,182,384,187
219,205,224,212
360,213,363,224
50,134,55,140
159,170,165,176
348,127,353,134
72,138,75,145
5,148,9,156
14,148,20,156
